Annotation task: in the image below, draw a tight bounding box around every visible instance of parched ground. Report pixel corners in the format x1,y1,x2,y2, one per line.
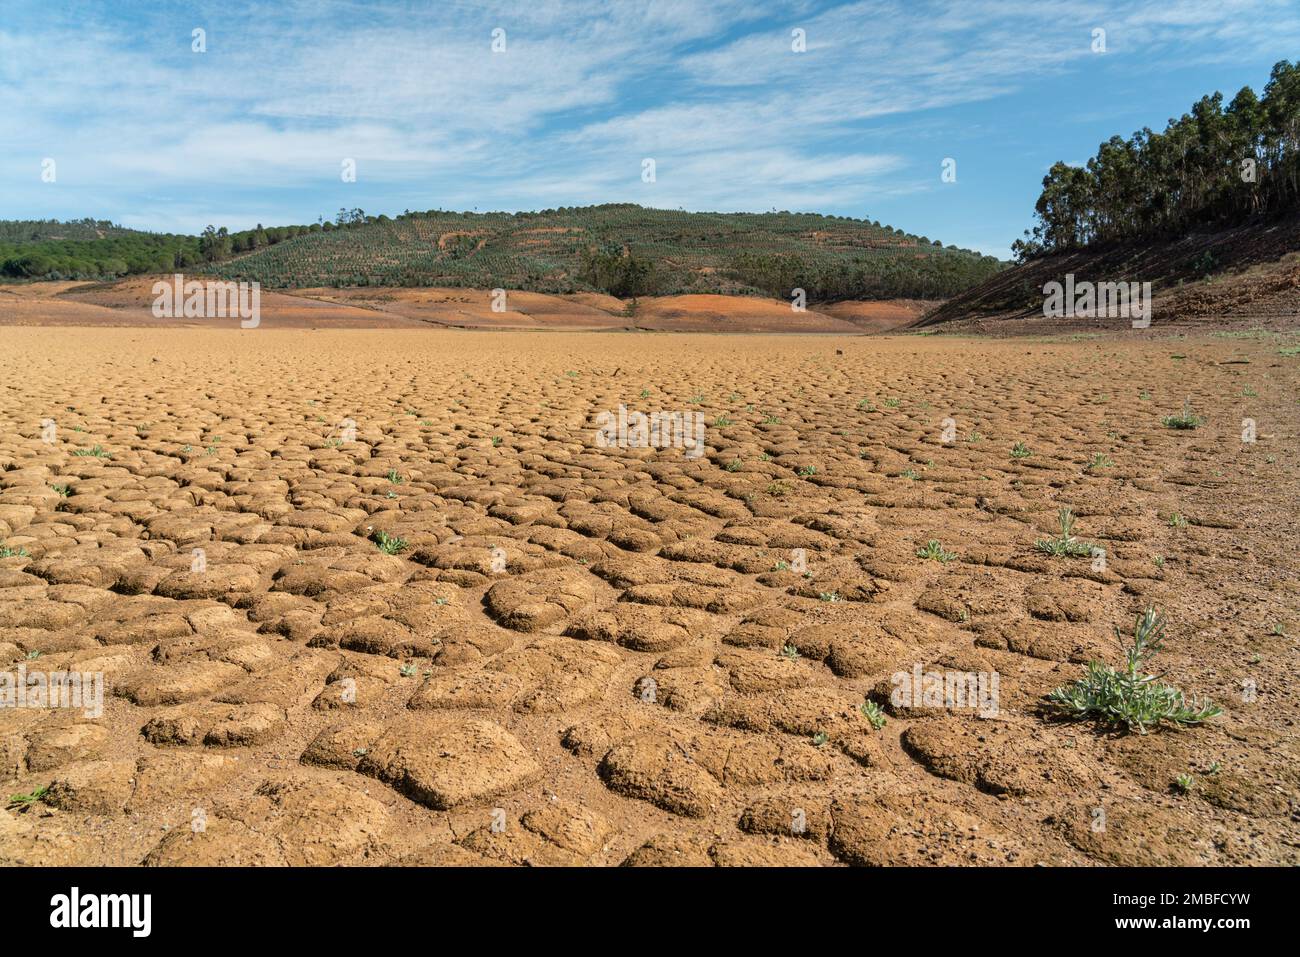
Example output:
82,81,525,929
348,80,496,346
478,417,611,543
0,327,1297,866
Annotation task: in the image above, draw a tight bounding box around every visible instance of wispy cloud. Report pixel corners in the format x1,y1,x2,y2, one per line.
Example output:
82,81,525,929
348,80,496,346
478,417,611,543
1,0,1297,255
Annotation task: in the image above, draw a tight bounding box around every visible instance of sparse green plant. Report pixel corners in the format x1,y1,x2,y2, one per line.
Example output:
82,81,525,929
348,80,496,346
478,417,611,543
713,416,732,427
1010,441,1031,459
6,785,48,809
818,591,840,603
1162,399,1204,430
860,699,887,730
370,529,408,555
71,445,110,458
856,398,875,411
1035,508,1095,558
1046,607,1222,734
916,539,956,562
0,545,30,558
766,481,789,497
966,431,982,443
1088,454,1114,469
901,468,919,480
811,731,829,747
724,458,742,472
1154,555,1165,569
772,560,789,572
763,414,781,424
781,642,800,661
399,663,418,678
1173,773,1195,794
491,436,503,447
386,469,403,484
1168,513,1188,528
883,397,901,408
797,465,817,477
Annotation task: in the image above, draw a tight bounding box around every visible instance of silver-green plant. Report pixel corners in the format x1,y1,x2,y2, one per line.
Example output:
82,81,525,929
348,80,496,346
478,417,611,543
1047,608,1222,734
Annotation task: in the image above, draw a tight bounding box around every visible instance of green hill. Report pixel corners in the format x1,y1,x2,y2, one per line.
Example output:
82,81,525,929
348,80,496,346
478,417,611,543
214,205,1002,300
0,205,1004,301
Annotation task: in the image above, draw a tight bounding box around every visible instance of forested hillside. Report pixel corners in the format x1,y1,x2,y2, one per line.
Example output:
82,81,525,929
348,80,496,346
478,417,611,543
1014,60,1300,259
0,206,1003,302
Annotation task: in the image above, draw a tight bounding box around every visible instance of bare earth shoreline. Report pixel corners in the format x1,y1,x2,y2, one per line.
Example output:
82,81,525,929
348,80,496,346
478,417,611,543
1,321,1296,866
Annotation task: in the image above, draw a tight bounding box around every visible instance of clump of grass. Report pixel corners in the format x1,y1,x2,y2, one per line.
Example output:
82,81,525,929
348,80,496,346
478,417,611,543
860,699,887,730
763,414,782,424
1162,399,1204,430
0,545,30,559
71,445,110,458
6,785,48,810
723,458,742,472
713,416,732,427
811,731,829,747
370,529,408,555
856,398,875,411
818,591,840,603
491,436,503,447
1087,454,1114,470
766,481,789,497
1168,512,1188,528
1046,607,1222,734
1010,441,1032,459
916,539,956,563
386,469,404,484
1035,508,1095,558
1173,773,1195,794
901,468,919,480
797,465,817,477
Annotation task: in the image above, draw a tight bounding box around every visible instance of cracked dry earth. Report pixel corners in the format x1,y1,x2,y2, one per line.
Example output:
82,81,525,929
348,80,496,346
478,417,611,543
1,326,1297,867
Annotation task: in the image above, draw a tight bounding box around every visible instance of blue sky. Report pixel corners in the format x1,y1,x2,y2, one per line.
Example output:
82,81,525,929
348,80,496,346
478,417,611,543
2,0,1298,258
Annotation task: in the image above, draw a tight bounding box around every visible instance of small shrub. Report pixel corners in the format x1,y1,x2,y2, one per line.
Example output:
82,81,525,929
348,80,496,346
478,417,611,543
1035,508,1095,558
860,699,887,730
1162,399,1204,430
916,539,956,562
370,529,408,555
1046,608,1222,734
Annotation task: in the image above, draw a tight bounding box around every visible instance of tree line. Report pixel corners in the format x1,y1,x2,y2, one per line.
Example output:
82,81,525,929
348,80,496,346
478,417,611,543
1014,60,1300,260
